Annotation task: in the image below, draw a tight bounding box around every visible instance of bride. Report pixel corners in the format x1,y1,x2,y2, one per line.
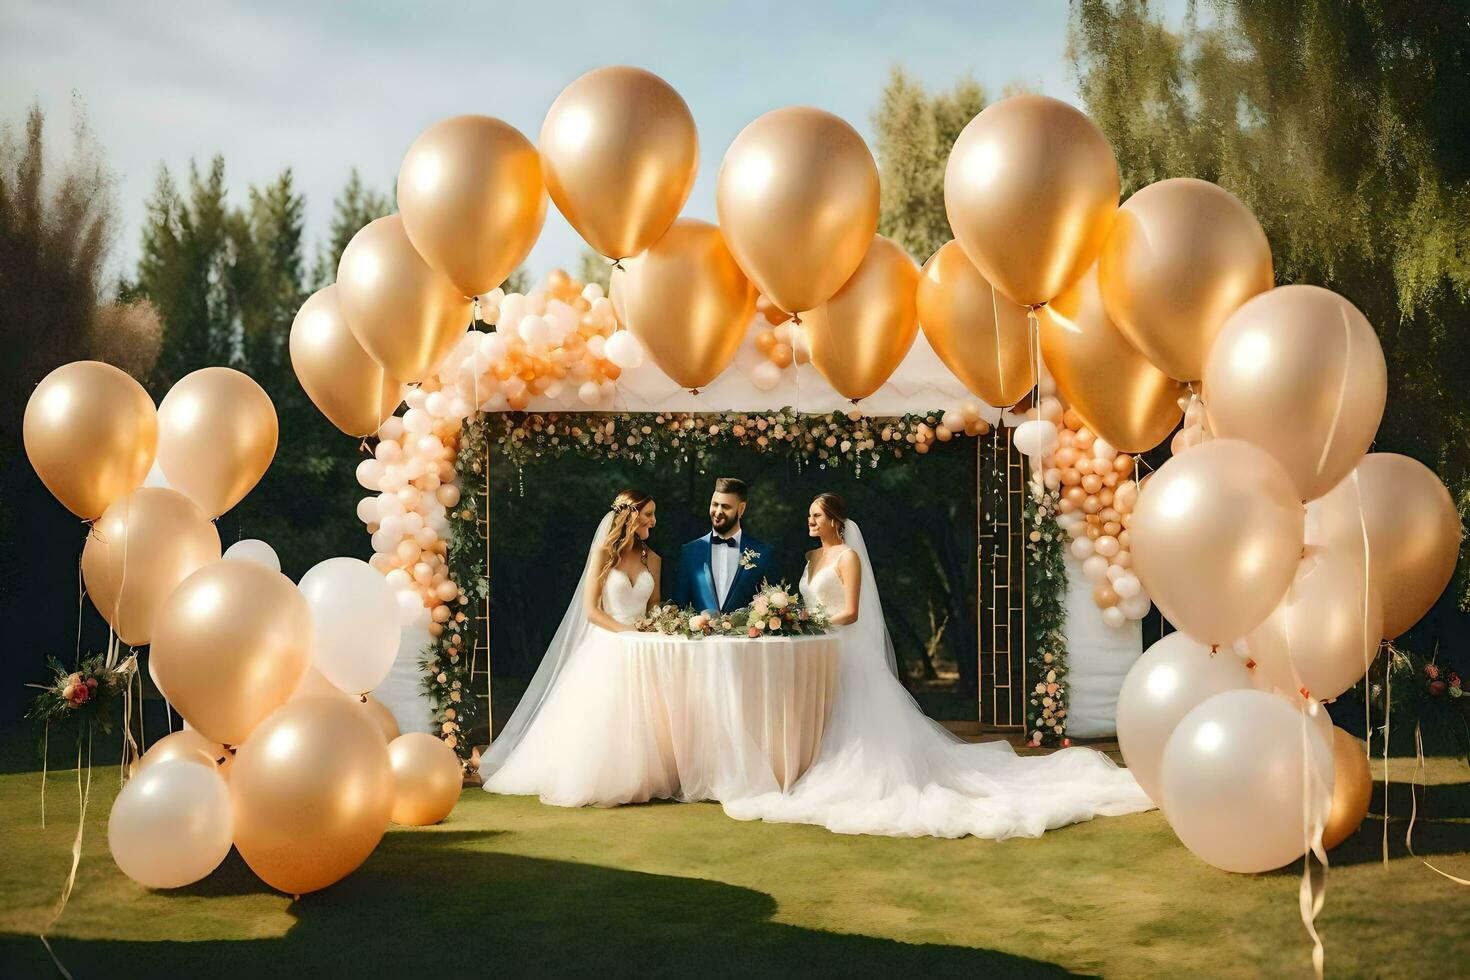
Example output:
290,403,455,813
480,489,680,806
721,492,1155,839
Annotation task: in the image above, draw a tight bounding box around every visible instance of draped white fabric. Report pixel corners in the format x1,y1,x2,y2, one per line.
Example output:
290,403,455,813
1060,553,1144,738
371,624,436,735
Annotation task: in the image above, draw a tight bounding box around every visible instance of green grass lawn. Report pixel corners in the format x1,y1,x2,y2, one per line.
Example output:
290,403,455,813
1,738,1466,979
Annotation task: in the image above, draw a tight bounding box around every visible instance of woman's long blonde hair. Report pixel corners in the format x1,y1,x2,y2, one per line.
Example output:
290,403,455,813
596,488,652,588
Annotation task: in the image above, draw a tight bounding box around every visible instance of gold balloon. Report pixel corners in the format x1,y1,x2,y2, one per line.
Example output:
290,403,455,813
23,360,157,519
1204,285,1386,501
614,218,756,390
804,236,919,401
1039,265,1185,453
388,732,463,826
336,214,473,383
1309,453,1462,639
1098,177,1273,381
363,696,401,743
916,240,1035,407
136,729,227,773
1245,546,1383,701
156,367,278,519
944,94,1118,308
289,285,404,438
230,697,393,895
1323,727,1373,850
150,561,312,746
540,66,698,260
1130,439,1306,646
82,488,221,646
717,106,879,315
398,115,547,297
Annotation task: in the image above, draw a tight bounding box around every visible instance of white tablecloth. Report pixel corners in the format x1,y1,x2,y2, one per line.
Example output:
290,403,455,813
617,632,839,796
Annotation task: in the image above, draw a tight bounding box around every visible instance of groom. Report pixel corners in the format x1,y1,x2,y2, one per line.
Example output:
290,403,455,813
672,477,778,614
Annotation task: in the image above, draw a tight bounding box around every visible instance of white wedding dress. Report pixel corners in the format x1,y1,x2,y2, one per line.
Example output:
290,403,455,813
721,524,1155,839
482,560,683,806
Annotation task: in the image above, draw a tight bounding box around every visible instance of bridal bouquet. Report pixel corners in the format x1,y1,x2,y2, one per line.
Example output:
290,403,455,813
634,582,829,639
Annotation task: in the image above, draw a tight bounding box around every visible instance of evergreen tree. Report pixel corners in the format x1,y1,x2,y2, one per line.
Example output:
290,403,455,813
311,168,393,287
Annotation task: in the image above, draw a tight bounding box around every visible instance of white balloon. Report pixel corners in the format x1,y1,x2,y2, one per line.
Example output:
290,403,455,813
518,314,551,348
1161,690,1333,873
1116,632,1253,804
378,416,405,442
108,760,232,889
374,439,403,464
222,539,280,573
1102,606,1126,629
586,335,607,359
1120,591,1152,620
1091,437,1118,463
298,557,401,695
395,587,426,626
402,408,431,434
604,330,645,369
424,391,449,419
376,492,405,518
1070,536,1095,560
356,497,379,525
355,458,384,490
1114,573,1142,598
581,282,605,302
543,381,563,400
578,381,602,406
480,331,510,363
750,361,782,391
404,387,427,410
1082,555,1110,580
498,293,526,327
480,392,508,412
1013,420,1059,458
1106,563,1127,583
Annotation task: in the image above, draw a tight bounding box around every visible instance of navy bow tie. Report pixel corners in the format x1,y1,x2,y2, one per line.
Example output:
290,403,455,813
711,535,738,548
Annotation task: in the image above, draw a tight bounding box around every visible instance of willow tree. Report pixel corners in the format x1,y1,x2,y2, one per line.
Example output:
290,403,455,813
1072,0,1470,622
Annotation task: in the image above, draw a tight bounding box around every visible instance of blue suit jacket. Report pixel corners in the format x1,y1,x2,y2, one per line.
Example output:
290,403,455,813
672,531,777,614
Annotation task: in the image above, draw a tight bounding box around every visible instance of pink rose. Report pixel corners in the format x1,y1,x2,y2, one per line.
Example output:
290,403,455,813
748,627,761,638
752,597,769,616
1426,664,1440,680
768,616,781,631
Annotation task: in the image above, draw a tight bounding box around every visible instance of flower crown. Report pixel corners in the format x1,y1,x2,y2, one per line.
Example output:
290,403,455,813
612,501,639,514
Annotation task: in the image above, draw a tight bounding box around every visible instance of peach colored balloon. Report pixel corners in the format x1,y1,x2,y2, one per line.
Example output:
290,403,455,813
804,236,920,401
944,94,1118,307
1131,439,1305,646
290,285,404,438
136,729,228,773
1040,266,1185,453
718,106,879,315
388,732,462,826
230,697,393,895
363,696,401,743
1323,727,1373,850
82,488,221,646
1115,631,1253,804
23,360,156,519
156,367,277,518
540,67,697,260
1205,285,1386,501
336,214,472,382
108,759,233,889
398,115,546,297
614,218,756,390
150,561,311,746
1309,453,1462,638
1245,546,1383,701
1161,689,1333,873
916,240,1035,407
289,665,349,701
1098,178,1273,381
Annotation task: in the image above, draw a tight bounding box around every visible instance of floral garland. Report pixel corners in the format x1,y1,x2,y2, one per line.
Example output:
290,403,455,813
417,417,489,762
481,407,985,477
636,582,831,638
1025,488,1071,747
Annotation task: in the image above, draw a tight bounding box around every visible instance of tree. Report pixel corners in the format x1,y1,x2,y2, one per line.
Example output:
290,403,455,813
0,102,116,438
872,68,988,263
311,168,393,287
1070,1,1470,623
576,249,612,295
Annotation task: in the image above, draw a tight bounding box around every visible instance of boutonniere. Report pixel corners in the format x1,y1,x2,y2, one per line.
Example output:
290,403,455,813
739,548,760,571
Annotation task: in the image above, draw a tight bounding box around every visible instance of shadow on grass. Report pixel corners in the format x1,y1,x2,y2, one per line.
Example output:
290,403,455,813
0,830,1086,980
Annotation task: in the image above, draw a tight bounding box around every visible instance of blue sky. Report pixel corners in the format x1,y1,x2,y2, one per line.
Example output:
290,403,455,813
2,0,1091,282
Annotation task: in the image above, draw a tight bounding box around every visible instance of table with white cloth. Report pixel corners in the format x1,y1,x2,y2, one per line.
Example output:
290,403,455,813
615,632,839,800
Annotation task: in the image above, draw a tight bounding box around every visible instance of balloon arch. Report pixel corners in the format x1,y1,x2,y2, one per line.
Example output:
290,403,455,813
22,66,1461,909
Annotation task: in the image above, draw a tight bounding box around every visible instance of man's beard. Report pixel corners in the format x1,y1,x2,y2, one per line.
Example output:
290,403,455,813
711,511,737,535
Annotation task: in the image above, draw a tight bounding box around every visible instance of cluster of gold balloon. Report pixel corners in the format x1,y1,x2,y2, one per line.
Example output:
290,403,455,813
24,368,463,899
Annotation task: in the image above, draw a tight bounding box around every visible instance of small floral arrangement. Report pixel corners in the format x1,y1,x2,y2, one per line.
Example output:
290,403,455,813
739,548,760,571
634,581,829,639
1423,661,1464,700
26,655,132,736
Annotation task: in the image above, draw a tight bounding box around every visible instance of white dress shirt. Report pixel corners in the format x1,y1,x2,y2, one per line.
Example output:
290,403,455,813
710,528,742,607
